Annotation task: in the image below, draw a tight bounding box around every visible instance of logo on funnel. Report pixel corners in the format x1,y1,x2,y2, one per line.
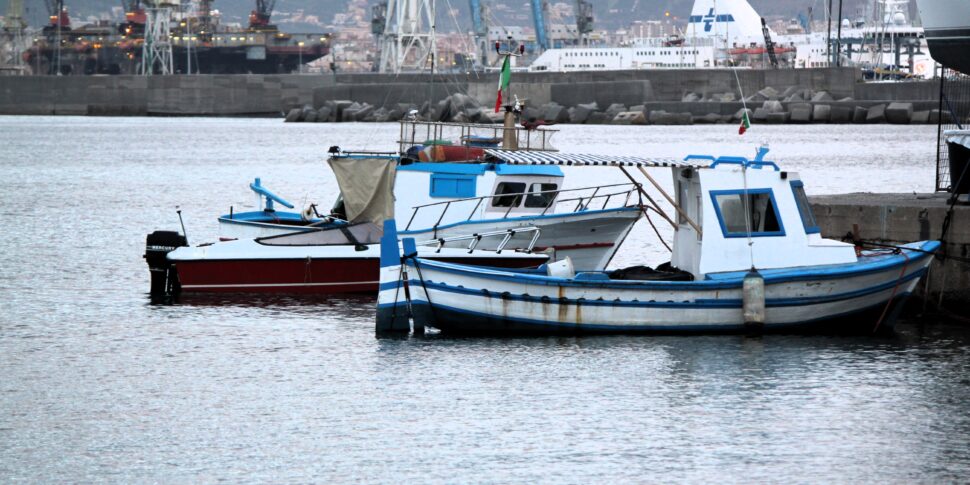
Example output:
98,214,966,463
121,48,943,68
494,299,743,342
689,8,736,32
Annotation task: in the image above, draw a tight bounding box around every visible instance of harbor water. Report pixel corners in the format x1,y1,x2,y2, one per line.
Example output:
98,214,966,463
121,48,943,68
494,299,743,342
1,117,968,482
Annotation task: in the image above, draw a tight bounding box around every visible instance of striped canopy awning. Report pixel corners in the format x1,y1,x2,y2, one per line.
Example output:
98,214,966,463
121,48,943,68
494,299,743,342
484,149,704,168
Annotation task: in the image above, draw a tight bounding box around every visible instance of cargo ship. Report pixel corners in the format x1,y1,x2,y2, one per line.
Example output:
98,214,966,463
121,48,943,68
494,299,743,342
23,0,330,75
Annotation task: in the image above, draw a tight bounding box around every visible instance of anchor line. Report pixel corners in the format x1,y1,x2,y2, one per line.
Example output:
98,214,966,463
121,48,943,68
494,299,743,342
741,164,756,270
390,260,408,324
631,188,672,252
406,253,439,323
873,251,910,333
845,236,970,265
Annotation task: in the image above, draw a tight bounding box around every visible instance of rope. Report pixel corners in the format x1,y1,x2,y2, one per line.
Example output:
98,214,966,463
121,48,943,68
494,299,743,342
389,261,406,324
641,203,672,253
845,235,970,265
741,164,755,269
872,251,910,333
405,252,439,324
733,67,748,113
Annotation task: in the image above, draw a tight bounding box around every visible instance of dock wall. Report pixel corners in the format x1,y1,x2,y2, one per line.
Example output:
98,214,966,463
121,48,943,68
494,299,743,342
0,74,329,116
0,68,947,122
812,193,970,315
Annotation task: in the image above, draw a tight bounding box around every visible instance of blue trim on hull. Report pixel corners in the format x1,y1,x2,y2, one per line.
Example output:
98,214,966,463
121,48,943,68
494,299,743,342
409,265,926,310
405,241,938,290
420,294,913,335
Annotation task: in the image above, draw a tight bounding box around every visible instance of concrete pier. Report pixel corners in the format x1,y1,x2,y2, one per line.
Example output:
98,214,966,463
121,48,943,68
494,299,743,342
812,193,970,315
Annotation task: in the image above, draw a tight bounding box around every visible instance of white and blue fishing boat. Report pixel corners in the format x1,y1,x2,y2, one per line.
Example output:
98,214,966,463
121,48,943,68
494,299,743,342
377,148,940,334
145,121,648,296
213,120,642,271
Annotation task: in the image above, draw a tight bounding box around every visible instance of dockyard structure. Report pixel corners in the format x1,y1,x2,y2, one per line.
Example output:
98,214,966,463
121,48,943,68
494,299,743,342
19,0,330,75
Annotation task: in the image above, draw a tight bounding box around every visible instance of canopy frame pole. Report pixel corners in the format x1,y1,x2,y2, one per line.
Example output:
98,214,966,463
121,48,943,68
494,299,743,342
635,165,702,237
617,166,677,230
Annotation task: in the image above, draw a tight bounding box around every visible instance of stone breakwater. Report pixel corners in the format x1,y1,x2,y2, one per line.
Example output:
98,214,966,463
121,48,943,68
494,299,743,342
300,68,946,125
0,67,951,124
288,92,943,126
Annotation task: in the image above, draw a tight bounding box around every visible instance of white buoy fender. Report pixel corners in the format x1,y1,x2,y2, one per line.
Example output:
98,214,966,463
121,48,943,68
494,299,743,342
742,268,766,327
546,257,575,279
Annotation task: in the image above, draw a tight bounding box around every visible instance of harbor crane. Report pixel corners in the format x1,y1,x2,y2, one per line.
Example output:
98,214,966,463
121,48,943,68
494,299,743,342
761,17,779,68
43,0,71,32
468,0,488,65
250,0,277,31
530,0,549,51
575,0,593,45
120,0,146,36
1,0,28,74
377,0,435,73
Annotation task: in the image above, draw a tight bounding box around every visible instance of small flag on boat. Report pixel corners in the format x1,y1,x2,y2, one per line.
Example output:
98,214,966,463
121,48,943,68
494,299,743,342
738,110,751,135
494,55,511,113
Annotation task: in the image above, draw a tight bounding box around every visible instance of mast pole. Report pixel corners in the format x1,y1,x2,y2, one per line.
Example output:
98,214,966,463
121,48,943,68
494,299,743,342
428,0,435,114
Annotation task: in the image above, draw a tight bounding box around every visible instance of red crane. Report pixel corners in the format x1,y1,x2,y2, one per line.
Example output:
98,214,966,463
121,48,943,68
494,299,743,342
249,0,276,31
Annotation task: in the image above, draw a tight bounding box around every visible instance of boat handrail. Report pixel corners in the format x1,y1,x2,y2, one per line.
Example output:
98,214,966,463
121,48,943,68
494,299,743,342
404,182,639,231
684,150,780,171
417,226,542,254
397,119,559,154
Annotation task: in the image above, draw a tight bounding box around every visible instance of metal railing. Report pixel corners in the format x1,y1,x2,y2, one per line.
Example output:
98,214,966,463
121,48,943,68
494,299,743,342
404,182,639,231
397,119,558,155
417,227,542,254
936,69,970,192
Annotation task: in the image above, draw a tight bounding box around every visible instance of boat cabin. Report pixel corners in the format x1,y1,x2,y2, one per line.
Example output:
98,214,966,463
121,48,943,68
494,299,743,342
670,150,857,278
394,161,564,230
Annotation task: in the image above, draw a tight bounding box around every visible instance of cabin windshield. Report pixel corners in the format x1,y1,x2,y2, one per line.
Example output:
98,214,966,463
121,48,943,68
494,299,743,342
790,181,820,233
524,183,559,208
492,182,526,207
711,190,784,237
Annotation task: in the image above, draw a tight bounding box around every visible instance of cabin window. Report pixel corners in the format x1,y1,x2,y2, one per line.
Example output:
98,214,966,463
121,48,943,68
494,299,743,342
710,189,785,237
790,181,820,234
524,183,559,208
491,182,526,207
430,174,476,198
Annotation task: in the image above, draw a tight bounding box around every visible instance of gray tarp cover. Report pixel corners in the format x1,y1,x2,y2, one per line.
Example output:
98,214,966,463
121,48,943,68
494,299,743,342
945,130,970,150
327,157,397,226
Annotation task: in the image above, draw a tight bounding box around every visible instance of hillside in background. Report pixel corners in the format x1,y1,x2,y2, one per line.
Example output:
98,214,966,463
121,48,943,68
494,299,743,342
3,0,887,33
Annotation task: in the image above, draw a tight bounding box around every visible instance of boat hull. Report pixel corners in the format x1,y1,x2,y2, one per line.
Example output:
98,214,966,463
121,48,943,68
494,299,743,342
172,244,547,294
385,241,939,334
916,0,970,73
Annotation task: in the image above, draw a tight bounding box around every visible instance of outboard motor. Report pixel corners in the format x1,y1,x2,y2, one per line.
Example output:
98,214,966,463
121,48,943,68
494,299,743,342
144,230,187,296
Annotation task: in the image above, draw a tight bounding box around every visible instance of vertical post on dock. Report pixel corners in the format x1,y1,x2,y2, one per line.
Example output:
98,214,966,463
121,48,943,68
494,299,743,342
503,108,518,150
835,0,843,66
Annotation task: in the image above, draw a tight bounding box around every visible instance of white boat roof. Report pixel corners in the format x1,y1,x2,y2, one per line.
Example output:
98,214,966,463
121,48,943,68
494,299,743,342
484,149,702,168
944,130,970,150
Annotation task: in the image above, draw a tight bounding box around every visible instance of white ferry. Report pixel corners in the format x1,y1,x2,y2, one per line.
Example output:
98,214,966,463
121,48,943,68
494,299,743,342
530,0,938,77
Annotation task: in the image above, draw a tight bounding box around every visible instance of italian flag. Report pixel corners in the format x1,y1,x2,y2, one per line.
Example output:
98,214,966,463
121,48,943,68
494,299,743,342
738,110,751,135
494,55,511,112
